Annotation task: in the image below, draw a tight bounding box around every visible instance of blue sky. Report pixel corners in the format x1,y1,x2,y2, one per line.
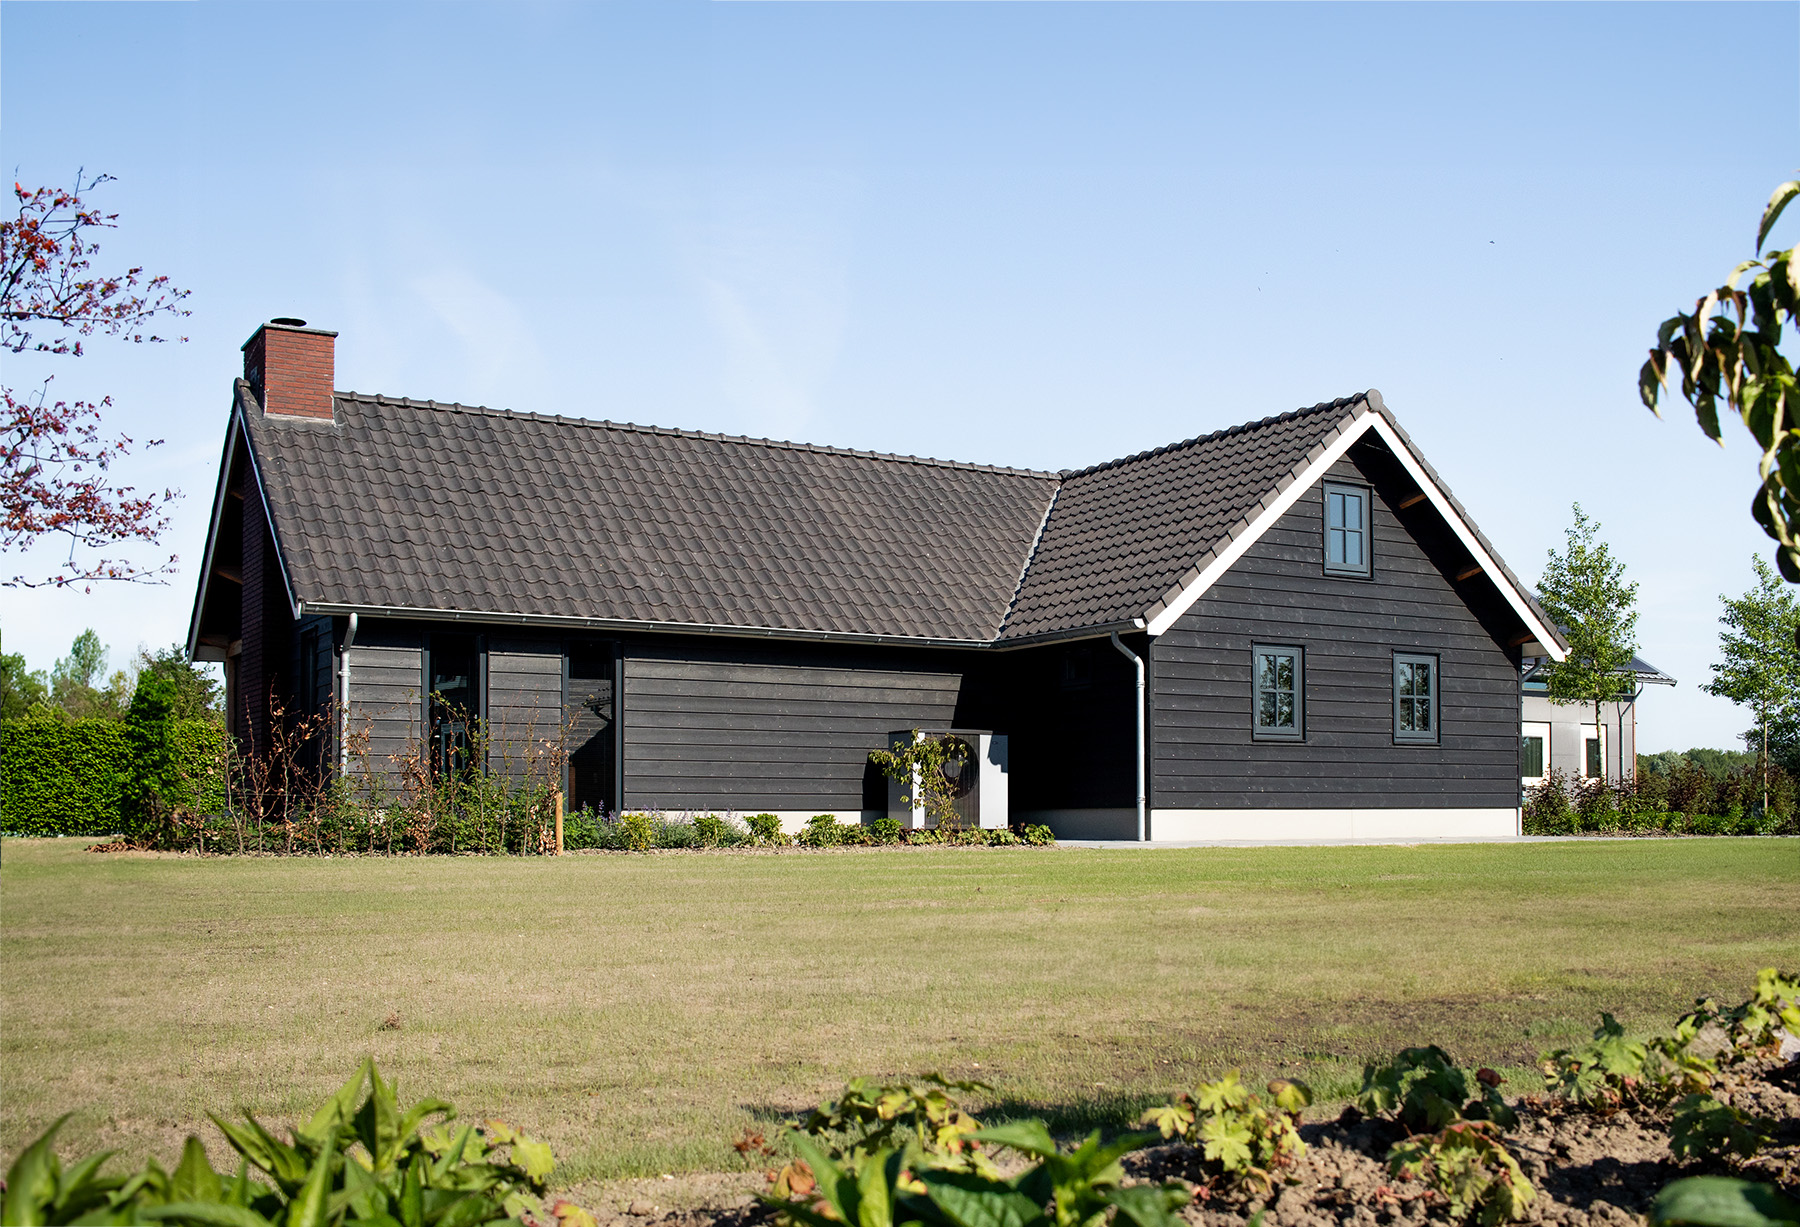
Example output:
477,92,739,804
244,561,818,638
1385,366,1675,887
1,1,1795,751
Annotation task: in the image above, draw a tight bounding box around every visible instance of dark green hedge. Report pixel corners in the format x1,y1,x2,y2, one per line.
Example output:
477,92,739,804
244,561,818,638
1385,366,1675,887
0,717,227,837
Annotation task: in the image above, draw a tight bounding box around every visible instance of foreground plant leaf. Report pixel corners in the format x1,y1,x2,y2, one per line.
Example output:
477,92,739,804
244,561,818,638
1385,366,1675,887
1651,1176,1800,1227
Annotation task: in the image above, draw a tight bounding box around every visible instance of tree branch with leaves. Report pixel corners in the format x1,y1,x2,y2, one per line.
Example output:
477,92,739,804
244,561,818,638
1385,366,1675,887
1642,179,1799,577
1,171,190,589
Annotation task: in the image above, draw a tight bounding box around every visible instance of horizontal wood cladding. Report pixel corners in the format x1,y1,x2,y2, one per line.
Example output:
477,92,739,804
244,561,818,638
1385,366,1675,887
346,642,422,776
621,640,971,813
1151,452,1520,810
486,649,563,780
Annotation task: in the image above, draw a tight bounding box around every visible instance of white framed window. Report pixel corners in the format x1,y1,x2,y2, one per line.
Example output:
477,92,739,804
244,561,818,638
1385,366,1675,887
1323,481,1372,577
1521,721,1549,786
1252,644,1304,741
1393,652,1439,744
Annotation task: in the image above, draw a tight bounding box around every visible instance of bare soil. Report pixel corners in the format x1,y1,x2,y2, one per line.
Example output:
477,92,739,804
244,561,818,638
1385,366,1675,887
584,1053,1800,1227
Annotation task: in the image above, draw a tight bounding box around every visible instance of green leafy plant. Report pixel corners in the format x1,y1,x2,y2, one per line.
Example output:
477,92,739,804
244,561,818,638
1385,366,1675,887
869,732,971,833
1,1057,560,1226
1680,968,1800,1061
746,813,785,845
692,813,732,847
1140,1072,1310,1192
617,811,655,853
800,1074,996,1175
1018,823,1056,846
1669,1093,1773,1163
868,817,903,844
765,1119,1188,1227
1387,1120,1534,1225
1540,1012,1653,1108
1651,1176,1800,1227
1358,1047,1516,1133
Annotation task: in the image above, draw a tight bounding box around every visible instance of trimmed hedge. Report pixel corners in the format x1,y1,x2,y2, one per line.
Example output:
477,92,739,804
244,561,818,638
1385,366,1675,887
0,717,227,837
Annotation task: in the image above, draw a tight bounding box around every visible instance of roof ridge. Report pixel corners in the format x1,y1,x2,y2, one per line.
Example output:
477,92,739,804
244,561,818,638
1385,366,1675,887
1056,393,1369,481
330,389,1061,481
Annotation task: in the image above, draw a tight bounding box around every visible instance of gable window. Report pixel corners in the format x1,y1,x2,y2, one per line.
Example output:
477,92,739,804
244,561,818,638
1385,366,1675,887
1394,653,1438,744
1323,481,1372,577
1252,644,1304,740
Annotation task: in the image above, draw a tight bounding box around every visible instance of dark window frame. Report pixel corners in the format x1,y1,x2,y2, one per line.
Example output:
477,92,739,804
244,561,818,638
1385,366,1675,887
1322,480,1374,578
1393,651,1440,745
1251,643,1306,742
424,633,484,780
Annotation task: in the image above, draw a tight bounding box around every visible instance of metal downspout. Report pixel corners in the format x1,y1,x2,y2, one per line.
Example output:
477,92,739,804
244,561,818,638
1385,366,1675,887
1110,631,1147,842
339,612,358,774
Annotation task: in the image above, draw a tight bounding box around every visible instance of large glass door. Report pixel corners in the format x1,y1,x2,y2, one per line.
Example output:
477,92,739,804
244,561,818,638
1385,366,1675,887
428,634,481,779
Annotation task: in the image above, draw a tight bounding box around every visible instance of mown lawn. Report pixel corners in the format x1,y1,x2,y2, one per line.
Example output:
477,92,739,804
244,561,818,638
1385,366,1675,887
1,837,1795,1185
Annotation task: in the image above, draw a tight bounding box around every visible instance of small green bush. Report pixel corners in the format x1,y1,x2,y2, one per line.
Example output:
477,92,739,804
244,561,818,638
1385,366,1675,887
1141,1072,1310,1193
1358,1046,1515,1132
618,811,656,852
868,817,902,844
1018,823,1055,845
746,813,785,844
1387,1120,1534,1224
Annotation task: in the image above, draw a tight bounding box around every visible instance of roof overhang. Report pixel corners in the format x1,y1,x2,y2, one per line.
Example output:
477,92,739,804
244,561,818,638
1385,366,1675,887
185,387,304,662
1141,393,1567,660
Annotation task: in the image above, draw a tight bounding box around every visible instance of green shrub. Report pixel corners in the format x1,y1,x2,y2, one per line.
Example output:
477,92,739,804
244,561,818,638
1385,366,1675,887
618,811,656,852
1019,823,1055,846
747,813,785,845
869,817,903,844
797,814,842,847
1523,770,1574,835
693,813,731,846
1,716,226,838
1387,1120,1534,1224
1141,1072,1310,1192
1358,1046,1515,1132
0,1058,560,1226
1541,1012,1653,1108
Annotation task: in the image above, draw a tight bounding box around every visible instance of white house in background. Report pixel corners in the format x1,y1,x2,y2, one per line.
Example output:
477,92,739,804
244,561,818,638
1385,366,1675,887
1519,655,1676,788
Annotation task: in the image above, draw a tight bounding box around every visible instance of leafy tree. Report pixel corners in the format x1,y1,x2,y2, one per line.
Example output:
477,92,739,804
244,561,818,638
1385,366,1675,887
1536,504,1640,777
869,731,972,831
133,641,222,723
0,629,48,720
2,171,189,589
1642,179,1799,578
1701,555,1800,809
121,671,181,845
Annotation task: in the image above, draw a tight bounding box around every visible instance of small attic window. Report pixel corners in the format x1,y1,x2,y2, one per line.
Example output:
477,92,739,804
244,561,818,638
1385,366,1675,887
1323,481,1372,577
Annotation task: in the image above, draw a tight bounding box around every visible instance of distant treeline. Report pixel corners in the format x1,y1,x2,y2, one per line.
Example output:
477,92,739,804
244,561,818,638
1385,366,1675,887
1636,748,1760,778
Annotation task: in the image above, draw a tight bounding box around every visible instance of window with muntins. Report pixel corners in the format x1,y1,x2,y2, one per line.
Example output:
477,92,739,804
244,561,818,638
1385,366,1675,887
1252,645,1304,740
1394,653,1438,744
1323,482,1372,577
1521,734,1545,779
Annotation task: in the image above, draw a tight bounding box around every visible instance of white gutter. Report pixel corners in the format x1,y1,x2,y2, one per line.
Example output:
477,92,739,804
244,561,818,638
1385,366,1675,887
1110,628,1147,842
339,612,358,773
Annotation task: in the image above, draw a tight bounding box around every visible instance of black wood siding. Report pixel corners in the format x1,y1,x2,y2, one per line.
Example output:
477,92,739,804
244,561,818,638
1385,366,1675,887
485,640,563,782
620,638,995,814
345,624,423,779
1150,450,1521,809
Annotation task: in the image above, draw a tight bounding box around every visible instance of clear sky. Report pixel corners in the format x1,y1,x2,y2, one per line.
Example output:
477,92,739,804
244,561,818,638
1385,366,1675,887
1,1,1795,751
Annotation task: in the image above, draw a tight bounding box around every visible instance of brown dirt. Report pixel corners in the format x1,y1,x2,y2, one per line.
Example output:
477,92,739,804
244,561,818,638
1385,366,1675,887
586,1054,1799,1227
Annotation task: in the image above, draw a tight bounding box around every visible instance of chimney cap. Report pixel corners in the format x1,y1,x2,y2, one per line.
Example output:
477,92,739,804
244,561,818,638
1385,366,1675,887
270,316,307,327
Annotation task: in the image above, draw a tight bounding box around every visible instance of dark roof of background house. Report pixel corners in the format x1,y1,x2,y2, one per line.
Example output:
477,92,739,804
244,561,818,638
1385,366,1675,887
242,384,1058,642
999,398,1366,640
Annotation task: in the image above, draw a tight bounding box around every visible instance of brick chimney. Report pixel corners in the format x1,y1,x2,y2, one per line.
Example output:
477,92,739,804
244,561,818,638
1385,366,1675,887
242,318,338,419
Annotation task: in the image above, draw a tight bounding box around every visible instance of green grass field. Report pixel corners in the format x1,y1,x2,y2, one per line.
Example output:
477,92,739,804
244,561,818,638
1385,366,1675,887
1,837,1796,1187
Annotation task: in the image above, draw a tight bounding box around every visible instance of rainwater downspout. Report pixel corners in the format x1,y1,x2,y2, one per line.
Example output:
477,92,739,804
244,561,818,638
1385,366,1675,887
339,612,358,774
1110,629,1147,842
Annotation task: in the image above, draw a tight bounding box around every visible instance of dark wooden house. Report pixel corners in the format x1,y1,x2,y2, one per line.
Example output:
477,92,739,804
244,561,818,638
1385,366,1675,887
188,320,1566,840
